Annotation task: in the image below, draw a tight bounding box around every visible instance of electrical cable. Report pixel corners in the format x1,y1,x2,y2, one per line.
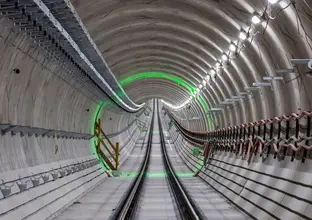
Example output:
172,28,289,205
296,9,312,24
267,2,293,20
293,2,312,50
303,0,312,13
178,1,310,111
225,1,290,64
190,2,291,108
251,19,269,36
284,75,300,83
305,34,312,50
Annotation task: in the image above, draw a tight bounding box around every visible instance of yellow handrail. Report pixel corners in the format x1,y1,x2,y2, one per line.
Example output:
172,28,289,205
94,119,120,170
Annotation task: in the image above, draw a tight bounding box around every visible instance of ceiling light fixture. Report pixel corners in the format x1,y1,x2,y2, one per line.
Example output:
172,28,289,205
202,80,207,86
268,0,279,4
199,84,203,89
239,30,247,40
251,14,261,24
216,62,221,68
222,54,228,61
210,69,216,74
229,43,237,52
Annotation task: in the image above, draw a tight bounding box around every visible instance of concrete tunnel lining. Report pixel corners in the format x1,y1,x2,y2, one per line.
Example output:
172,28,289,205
0,0,311,219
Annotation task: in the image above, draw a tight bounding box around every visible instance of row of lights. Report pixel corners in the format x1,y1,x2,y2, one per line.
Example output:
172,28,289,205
165,0,282,110
194,0,282,95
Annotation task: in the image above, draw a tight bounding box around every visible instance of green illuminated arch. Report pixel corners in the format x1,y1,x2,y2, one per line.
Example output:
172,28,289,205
91,71,214,172
120,71,214,129
120,71,196,94
90,99,114,172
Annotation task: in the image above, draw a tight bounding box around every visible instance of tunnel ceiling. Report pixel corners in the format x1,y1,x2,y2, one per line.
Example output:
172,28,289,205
71,0,312,121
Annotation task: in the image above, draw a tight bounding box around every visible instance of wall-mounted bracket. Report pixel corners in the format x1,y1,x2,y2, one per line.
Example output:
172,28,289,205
244,86,261,91
290,59,311,64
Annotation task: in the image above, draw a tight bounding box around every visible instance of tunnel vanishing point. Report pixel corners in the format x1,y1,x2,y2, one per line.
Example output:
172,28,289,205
0,0,312,219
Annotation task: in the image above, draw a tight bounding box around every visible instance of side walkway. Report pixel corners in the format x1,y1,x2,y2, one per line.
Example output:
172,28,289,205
53,132,149,220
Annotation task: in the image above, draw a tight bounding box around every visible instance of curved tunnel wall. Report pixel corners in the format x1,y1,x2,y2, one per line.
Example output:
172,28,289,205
0,16,150,219
0,17,98,173
71,0,312,130
0,0,312,219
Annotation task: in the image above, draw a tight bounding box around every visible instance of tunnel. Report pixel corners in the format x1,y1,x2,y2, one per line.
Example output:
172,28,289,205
0,0,312,219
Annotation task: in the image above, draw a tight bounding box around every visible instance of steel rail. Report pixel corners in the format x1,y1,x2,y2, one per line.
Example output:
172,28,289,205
109,99,155,220
158,100,203,220
112,99,203,220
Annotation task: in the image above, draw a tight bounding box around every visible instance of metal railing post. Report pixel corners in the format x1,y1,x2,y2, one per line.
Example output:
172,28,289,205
115,142,120,169
95,118,121,171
